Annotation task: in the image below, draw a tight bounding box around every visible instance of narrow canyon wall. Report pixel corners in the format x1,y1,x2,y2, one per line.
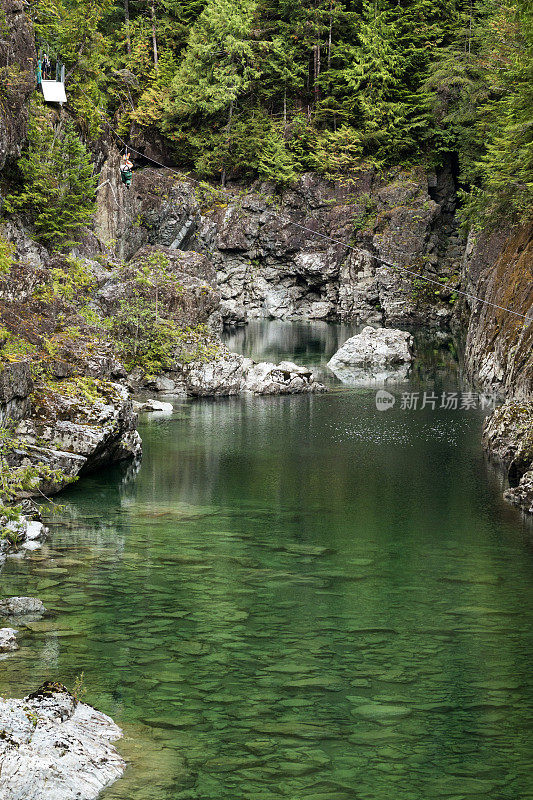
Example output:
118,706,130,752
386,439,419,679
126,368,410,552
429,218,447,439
0,0,35,169
96,160,465,329
461,222,533,514
462,223,533,399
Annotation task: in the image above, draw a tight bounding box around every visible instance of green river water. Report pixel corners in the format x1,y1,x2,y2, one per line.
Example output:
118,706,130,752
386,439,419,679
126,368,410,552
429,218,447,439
1,320,532,800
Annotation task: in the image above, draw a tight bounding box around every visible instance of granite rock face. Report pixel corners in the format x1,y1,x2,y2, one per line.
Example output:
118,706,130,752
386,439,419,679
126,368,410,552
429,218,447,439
0,361,33,425
462,223,533,399
200,170,461,328
462,224,533,512
505,470,533,515
95,163,463,327
0,683,125,800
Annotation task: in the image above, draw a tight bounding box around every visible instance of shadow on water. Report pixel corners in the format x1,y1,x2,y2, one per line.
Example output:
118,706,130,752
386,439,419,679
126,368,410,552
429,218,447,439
0,321,532,800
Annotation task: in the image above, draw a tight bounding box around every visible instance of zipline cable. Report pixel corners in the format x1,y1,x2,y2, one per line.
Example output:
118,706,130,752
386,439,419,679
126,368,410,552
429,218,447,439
79,86,533,326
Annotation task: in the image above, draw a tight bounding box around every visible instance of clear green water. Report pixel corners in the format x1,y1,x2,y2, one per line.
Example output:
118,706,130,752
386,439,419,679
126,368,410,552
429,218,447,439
1,320,533,800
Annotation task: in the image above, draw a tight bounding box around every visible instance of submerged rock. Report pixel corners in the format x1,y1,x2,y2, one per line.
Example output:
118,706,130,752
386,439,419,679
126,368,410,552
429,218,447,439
182,353,326,396
134,399,173,413
0,597,46,619
327,326,413,384
351,702,412,722
0,512,49,565
0,682,125,799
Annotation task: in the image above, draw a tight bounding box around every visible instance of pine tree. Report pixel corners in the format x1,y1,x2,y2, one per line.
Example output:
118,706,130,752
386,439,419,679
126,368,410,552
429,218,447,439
5,109,97,248
466,0,533,222
168,0,260,118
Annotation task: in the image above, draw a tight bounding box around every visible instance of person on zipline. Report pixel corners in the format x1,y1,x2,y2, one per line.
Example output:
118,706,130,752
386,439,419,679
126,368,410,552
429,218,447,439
120,152,133,188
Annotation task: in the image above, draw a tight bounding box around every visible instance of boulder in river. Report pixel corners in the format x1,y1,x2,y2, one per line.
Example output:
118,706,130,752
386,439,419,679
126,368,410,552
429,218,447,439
0,628,18,652
0,597,47,620
0,682,125,799
133,399,173,413
327,326,413,384
181,353,326,396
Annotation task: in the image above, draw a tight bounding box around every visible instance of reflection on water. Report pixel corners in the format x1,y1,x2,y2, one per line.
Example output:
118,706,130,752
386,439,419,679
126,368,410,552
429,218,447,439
223,319,460,387
0,322,532,800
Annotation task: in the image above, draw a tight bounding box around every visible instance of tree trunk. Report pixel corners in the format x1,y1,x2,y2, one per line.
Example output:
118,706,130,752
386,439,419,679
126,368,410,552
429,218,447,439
150,0,158,71
283,84,287,132
467,0,473,57
221,99,234,187
314,43,321,104
124,0,131,55
327,0,332,71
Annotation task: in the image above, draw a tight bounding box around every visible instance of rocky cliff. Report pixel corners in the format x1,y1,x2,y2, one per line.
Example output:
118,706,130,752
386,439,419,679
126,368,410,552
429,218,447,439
0,0,35,170
461,223,533,514
462,223,533,399
96,161,464,329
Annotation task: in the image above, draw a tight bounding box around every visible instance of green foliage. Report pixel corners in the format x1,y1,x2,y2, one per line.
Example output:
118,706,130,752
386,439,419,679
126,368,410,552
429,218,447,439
0,326,38,362
111,296,219,372
461,0,533,224
59,376,111,405
314,126,363,180
34,256,98,303
0,235,15,277
107,253,219,373
21,0,532,220
72,673,87,704
4,107,97,248
168,0,259,119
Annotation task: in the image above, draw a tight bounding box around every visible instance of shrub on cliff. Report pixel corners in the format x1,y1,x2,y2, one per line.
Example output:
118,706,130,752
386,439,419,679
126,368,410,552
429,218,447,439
4,108,96,248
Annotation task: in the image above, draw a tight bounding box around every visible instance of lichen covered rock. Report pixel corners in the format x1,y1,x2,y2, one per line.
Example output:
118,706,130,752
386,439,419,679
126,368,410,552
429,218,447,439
0,627,18,651
0,0,36,170
0,597,46,619
12,378,142,494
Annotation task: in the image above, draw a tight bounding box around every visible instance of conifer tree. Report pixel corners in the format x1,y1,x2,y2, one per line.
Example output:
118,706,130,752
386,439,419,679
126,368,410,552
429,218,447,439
5,111,97,248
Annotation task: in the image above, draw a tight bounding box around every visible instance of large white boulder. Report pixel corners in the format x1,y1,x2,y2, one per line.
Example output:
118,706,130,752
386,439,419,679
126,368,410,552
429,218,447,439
0,597,46,619
328,326,413,384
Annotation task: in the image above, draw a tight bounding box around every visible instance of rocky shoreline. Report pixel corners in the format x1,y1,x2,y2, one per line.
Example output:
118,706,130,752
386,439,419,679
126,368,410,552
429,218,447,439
0,682,125,800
